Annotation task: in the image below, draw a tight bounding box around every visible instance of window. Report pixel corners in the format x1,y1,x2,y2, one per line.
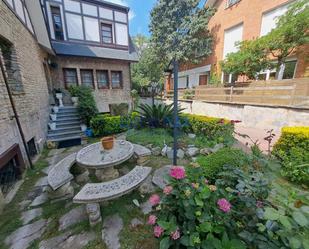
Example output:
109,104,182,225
223,24,243,59
111,71,122,88
101,23,113,44
96,70,109,89
63,68,78,88
80,69,94,88
227,0,241,8
283,60,297,79
51,6,64,40
222,72,237,84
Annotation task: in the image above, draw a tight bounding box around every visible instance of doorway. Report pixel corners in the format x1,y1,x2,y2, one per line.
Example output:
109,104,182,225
199,74,208,85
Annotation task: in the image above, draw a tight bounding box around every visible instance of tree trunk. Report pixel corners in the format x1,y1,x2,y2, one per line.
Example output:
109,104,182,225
276,58,285,80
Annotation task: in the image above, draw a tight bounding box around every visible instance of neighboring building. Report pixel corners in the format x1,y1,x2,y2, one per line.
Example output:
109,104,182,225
0,0,137,199
166,0,309,90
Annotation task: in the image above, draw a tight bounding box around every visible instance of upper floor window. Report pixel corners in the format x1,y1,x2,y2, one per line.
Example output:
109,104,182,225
63,68,78,88
227,0,241,8
111,71,122,89
80,69,94,89
96,70,109,89
51,6,64,40
101,23,113,44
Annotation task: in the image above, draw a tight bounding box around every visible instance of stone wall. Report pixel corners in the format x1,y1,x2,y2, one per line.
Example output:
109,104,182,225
164,99,309,132
0,1,50,164
50,56,132,112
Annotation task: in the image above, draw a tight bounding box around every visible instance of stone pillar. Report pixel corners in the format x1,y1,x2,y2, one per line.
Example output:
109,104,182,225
86,203,102,227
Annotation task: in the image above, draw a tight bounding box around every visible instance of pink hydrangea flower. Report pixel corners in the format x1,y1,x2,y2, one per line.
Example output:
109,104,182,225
205,179,209,185
149,194,160,206
170,229,181,240
170,166,186,180
256,201,263,208
154,225,164,238
217,198,232,213
163,186,173,195
148,215,157,225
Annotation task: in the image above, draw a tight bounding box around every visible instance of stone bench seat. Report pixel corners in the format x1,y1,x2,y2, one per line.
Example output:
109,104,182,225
73,166,152,204
48,153,77,191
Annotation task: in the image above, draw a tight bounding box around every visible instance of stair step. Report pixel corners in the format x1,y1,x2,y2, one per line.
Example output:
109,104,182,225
56,121,81,128
49,126,81,133
55,116,80,122
56,113,79,118
59,106,77,111
47,134,83,142
48,131,83,139
48,129,82,137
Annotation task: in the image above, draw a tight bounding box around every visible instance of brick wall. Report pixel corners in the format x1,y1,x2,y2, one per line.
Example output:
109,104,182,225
50,56,132,112
180,0,308,78
0,1,50,165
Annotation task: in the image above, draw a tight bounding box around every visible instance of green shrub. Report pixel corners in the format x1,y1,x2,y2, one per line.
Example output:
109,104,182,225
181,114,234,145
273,127,309,185
90,112,138,136
68,86,98,126
195,148,248,180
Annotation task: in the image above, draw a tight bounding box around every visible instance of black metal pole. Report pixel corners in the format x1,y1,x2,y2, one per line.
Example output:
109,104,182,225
152,88,155,107
173,59,179,165
0,55,34,169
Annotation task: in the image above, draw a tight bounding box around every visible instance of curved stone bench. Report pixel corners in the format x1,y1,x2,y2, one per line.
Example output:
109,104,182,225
73,166,152,204
48,153,77,191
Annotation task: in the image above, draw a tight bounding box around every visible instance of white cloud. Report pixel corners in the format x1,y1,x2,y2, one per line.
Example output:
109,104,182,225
103,0,135,20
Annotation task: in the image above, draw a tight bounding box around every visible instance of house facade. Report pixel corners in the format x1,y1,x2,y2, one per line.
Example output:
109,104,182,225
166,0,309,90
0,0,137,202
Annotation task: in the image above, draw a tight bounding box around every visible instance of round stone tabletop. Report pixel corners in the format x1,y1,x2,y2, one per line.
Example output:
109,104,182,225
76,140,134,169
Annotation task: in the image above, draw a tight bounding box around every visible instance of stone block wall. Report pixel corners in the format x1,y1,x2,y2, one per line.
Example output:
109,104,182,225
0,1,50,165
50,56,132,112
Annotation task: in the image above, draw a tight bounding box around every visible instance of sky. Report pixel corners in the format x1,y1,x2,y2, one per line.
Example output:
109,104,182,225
104,0,157,37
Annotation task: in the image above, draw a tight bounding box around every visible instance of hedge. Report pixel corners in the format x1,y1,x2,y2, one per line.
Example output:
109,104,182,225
90,112,138,136
273,127,309,185
180,114,234,143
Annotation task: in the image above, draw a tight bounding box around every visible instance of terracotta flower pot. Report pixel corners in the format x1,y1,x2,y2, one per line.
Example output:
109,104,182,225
101,136,114,150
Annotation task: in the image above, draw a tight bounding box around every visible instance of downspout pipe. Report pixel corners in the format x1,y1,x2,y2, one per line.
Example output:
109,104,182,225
0,55,34,169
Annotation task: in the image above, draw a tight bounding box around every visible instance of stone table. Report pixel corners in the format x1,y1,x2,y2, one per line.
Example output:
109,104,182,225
76,140,134,181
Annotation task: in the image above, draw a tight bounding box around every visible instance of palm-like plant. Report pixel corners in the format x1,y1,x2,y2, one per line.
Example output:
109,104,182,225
137,103,183,128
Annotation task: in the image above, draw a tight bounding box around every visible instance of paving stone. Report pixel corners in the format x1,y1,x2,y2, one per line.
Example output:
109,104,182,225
102,214,123,249
152,165,172,189
39,231,73,249
35,176,49,187
130,218,143,228
58,206,87,231
40,231,96,249
210,143,224,153
185,147,199,157
188,133,196,139
75,171,89,184
19,200,31,211
48,148,66,157
5,219,47,249
200,147,212,155
140,200,152,215
30,193,48,207
118,166,130,175
152,147,161,156
21,208,42,225
167,148,184,159
161,146,171,156
139,175,156,194
134,144,152,157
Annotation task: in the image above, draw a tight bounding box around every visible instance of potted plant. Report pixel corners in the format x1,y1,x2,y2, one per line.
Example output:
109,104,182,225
50,114,57,121
48,122,56,130
80,124,87,132
54,89,64,107
68,86,79,107
52,106,59,113
101,136,114,150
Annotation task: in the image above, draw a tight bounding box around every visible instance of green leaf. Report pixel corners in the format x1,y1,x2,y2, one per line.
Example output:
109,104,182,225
180,235,190,246
230,239,246,249
157,221,170,230
289,237,302,249
199,222,212,233
195,196,204,207
263,207,280,221
292,211,308,227
303,239,309,249
279,216,292,230
160,237,171,249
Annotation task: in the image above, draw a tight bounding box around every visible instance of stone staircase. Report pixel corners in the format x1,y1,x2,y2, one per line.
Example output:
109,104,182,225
47,106,84,146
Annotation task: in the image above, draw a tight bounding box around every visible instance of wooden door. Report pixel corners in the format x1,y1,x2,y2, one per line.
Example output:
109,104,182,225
199,74,208,85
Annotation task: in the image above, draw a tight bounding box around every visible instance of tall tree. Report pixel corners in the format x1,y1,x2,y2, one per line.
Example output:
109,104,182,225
133,34,149,57
149,0,215,164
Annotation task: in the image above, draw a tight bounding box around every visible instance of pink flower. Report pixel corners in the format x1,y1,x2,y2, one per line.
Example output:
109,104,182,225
170,166,186,180
154,225,164,238
170,229,181,240
205,179,209,185
149,194,160,206
256,201,263,208
163,186,173,195
217,198,232,213
148,215,157,225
